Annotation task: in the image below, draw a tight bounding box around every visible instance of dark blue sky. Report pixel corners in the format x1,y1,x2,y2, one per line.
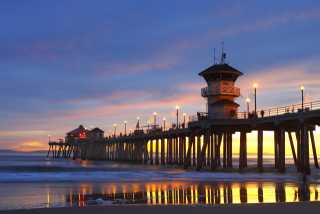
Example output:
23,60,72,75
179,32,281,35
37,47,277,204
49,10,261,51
1,0,320,150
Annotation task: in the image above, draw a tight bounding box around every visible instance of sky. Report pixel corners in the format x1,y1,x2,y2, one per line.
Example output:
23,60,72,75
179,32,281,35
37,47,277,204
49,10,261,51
1,0,320,151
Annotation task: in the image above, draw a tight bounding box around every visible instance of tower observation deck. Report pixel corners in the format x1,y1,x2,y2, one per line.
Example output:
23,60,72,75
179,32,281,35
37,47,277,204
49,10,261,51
199,63,243,119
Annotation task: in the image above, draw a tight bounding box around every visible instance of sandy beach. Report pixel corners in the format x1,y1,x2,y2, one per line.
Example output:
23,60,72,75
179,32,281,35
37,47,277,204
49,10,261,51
0,202,320,214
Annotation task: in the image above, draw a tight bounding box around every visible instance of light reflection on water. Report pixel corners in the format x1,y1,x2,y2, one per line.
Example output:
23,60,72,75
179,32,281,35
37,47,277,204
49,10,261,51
65,181,320,207
0,181,320,210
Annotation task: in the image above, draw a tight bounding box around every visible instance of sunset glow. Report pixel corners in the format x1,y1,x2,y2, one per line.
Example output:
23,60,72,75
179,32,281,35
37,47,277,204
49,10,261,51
0,1,320,155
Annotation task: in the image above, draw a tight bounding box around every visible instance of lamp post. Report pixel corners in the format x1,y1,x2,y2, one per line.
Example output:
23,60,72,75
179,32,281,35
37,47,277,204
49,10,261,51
175,105,180,128
301,85,304,110
48,135,51,142
253,83,258,116
183,113,187,128
245,97,251,115
163,117,166,131
113,123,117,137
124,121,127,135
153,112,157,128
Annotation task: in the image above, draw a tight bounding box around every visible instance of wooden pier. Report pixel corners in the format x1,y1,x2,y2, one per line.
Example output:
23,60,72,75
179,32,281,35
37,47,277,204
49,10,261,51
103,106,320,175
47,60,320,175
47,103,320,175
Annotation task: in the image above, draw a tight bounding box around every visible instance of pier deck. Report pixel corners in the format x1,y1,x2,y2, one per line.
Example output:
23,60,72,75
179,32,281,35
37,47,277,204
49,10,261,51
48,103,320,175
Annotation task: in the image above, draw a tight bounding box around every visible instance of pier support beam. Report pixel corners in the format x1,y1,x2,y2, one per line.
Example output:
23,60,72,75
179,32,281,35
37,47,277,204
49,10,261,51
288,132,298,168
184,134,194,168
150,140,154,165
155,139,159,165
174,137,178,164
179,136,183,165
192,135,196,167
310,130,319,168
210,132,216,170
161,138,165,165
217,134,223,167
144,141,148,164
239,131,247,169
223,133,227,168
295,130,301,172
227,132,233,168
301,125,310,175
196,135,201,168
196,130,210,171
168,138,172,164
274,130,279,170
277,129,286,173
257,130,263,171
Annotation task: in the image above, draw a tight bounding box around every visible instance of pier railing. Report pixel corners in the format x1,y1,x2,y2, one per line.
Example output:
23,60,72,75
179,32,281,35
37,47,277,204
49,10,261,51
190,100,320,122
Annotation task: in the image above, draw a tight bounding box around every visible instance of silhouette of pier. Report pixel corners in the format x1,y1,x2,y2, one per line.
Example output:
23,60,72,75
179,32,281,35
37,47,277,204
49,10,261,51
47,56,320,175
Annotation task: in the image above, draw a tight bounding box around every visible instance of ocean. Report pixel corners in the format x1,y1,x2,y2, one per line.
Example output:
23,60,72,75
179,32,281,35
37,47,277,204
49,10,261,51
0,151,319,210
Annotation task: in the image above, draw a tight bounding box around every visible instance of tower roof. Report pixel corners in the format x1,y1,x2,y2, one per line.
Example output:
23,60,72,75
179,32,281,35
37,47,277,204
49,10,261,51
199,63,243,81
67,125,87,136
90,127,104,133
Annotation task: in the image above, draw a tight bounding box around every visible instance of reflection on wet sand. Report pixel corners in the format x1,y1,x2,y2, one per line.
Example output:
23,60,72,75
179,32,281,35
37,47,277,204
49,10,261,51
65,182,320,207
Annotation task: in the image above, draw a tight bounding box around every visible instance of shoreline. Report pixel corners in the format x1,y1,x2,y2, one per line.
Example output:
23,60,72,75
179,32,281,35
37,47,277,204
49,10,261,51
1,202,320,214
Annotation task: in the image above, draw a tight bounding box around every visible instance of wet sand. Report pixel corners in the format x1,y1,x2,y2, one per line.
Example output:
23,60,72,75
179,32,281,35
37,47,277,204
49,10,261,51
1,202,320,214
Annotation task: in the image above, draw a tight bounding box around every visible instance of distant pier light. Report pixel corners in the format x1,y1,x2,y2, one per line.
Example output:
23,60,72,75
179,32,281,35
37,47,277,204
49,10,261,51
199,56,243,119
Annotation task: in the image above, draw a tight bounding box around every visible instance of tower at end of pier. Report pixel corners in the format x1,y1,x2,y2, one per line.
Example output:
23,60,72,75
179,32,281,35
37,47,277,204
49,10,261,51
199,61,243,119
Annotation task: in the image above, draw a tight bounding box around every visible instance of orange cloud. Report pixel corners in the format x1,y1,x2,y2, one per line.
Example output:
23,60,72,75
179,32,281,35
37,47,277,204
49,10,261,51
12,141,47,152
59,92,203,120
0,130,48,138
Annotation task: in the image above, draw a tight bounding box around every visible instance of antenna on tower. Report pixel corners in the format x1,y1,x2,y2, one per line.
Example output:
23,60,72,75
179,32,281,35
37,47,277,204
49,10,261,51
220,41,226,64
213,48,216,64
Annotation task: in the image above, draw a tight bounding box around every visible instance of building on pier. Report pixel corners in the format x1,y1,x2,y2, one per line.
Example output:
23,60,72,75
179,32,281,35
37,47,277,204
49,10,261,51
199,62,242,119
89,128,104,141
65,125,104,143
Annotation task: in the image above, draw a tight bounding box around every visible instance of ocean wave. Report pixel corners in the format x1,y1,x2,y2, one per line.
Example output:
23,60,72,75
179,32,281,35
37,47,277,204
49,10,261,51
0,170,301,183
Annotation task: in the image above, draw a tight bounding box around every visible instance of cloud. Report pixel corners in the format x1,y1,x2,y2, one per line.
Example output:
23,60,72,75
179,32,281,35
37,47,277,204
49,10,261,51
65,90,152,105
95,7,320,78
0,130,48,138
238,60,320,99
96,52,182,76
58,92,203,120
12,141,48,152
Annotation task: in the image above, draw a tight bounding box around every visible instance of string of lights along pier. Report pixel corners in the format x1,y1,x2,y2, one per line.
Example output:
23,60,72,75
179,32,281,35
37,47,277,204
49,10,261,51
48,52,320,175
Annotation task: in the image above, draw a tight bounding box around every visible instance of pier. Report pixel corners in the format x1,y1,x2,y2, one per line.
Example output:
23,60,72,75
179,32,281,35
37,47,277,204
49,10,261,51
47,57,320,175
